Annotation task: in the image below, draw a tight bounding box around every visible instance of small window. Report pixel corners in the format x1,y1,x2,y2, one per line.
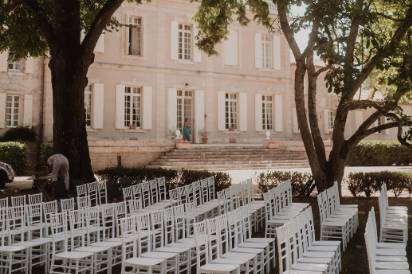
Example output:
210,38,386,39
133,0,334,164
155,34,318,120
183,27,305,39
84,85,93,127
261,33,273,69
178,23,193,61
124,86,142,129
5,95,20,127
327,111,334,130
225,93,238,130
7,56,25,73
262,95,273,130
128,17,143,56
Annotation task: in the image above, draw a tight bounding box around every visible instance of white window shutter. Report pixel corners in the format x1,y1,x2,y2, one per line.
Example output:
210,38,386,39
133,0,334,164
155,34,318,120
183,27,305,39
218,92,226,131
25,58,34,74
239,93,247,131
224,30,238,66
115,84,125,129
95,33,105,53
292,108,299,133
167,88,177,133
23,94,33,127
324,110,330,133
255,32,262,69
273,34,281,70
92,83,104,129
0,52,8,72
142,86,153,130
0,93,6,128
255,94,263,131
193,25,202,63
195,90,205,133
274,94,283,131
170,21,179,60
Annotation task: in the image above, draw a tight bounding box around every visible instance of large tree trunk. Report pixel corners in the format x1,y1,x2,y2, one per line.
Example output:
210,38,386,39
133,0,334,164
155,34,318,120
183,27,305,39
49,53,95,188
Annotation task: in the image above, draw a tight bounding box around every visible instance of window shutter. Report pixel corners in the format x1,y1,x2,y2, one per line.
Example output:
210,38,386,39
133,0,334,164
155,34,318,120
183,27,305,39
324,110,330,133
224,30,238,66
0,52,8,72
195,90,205,134
92,83,104,129
274,94,283,131
292,108,299,133
0,93,6,128
115,85,125,129
193,25,202,63
142,86,153,130
167,88,177,133
25,58,34,74
23,94,33,127
255,94,263,131
255,32,262,69
95,33,105,53
218,92,225,131
239,93,247,131
170,21,179,60
273,34,281,70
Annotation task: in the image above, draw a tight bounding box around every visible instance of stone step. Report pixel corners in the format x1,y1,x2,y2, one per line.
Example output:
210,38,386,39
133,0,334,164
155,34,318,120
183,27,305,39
150,159,308,166
157,156,307,162
148,162,309,171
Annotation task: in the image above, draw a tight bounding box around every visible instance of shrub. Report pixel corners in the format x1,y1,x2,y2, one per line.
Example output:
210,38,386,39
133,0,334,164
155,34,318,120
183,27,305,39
39,143,54,166
1,127,36,142
348,141,412,166
0,142,27,175
346,171,412,197
257,170,313,197
96,167,231,201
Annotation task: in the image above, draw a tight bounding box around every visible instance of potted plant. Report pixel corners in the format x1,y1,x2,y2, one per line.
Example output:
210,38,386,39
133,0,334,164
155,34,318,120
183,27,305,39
201,130,209,144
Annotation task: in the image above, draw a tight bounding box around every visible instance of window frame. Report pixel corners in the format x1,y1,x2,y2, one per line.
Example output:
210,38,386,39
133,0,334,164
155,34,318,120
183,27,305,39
84,84,93,128
261,33,274,69
7,57,25,73
127,16,143,57
177,23,193,61
5,94,21,128
123,86,142,129
225,92,239,130
261,94,274,131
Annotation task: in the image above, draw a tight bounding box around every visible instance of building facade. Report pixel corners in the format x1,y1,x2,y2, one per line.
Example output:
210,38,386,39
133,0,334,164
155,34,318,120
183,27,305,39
0,0,408,169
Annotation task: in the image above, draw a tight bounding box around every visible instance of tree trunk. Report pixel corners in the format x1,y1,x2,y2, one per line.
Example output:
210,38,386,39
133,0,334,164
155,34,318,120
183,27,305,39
49,53,95,189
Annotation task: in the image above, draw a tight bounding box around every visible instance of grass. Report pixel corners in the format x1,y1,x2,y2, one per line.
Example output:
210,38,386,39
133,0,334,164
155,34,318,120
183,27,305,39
270,197,412,274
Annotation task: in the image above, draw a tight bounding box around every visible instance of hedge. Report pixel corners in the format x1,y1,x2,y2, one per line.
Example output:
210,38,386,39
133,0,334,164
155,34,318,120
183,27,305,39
348,141,412,166
39,143,54,166
96,167,232,201
256,170,313,197
0,142,27,175
347,171,412,197
0,127,36,142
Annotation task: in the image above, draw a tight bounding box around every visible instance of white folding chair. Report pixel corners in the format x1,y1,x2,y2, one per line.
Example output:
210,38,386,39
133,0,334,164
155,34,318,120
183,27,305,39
77,195,91,209
10,195,26,207
122,186,134,201
27,193,43,205
60,198,75,212
76,184,88,197
98,181,108,205
87,181,99,206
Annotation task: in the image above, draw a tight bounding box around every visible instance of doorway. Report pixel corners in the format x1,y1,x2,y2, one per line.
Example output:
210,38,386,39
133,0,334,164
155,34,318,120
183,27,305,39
177,89,194,143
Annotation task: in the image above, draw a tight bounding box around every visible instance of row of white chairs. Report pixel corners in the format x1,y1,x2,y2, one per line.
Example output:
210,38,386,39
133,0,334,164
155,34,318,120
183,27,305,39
122,177,179,210
378,183,408,243
364,207,410,274
192,206,275,274
0,193,43,208
168,177,216,206
76,180,108,206
263,181,309,238
317,182,358,250
276,206,341,274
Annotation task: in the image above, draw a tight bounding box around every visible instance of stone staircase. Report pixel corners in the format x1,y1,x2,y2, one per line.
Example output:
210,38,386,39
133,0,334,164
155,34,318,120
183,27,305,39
147,144,309,171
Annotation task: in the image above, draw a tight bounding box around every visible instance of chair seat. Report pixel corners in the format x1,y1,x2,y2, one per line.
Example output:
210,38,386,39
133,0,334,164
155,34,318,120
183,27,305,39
298,257,331,265
199,262,239,272
303,250,335,258
375,262,409,270
143,251,177,259
75,245,110,253
91,241,122,248
291,262,328,272
307,245,338,253
124,257,164,266
284,271,323,274
377,242,406,249
312,240,341,247
155,246,190,253
55,251,94,259
232,247,264,255
376,248,406,256
375,270,411,274
15,238,51,247
376,255,408,262
0,245,27,252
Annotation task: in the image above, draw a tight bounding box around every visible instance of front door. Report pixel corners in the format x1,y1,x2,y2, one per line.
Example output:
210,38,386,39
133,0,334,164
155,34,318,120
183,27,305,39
177,89,194,143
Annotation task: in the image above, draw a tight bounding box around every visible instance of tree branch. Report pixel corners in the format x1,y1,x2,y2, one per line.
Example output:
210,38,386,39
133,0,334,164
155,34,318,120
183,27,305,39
276,0,302,60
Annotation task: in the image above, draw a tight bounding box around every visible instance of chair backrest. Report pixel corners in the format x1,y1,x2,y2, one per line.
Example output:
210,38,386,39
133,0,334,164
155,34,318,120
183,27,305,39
119,215,138,260
150,210,165,248
11,195,26,207
163,206,175,244
60,197,75,212
193,181,202,206
364,214,377,274
98,181,108,204
149,179,159,205
7,206,26,241
169,188,179,202
141,181,151,208
132,183,142,200
100,204,116,240
127,199,142,215
136,212,152,254
276,224,293,274
193,220,210,268
157,177,167,201
87,181,99,206
27,202,43,231
200,179,209,203
77,195,91,209
27,193,43,205
43,200,58,223
173,204,187,240
85,206,101,243
49,212,69,253
0,197,8,209
184,183,194,204
76,184,88,197
0,207,8,246
207,177,215,200
122,186,134,201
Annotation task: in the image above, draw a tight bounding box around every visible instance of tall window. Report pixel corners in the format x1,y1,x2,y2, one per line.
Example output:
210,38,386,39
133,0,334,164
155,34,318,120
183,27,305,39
261,34,273,69
225,93,238,130
177,89,193,131
5,95,20,127
124,86,142,128
84,85,92,127
262,95,273,130
7,56,24,72
178,23,193,61
327,111,334,130
128,17,143,56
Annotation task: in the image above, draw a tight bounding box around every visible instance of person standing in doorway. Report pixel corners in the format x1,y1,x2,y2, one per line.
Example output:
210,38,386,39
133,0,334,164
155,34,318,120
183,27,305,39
182,118,192,143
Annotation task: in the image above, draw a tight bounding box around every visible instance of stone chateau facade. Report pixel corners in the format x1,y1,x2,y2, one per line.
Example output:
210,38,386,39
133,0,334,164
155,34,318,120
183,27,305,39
0,0,409,169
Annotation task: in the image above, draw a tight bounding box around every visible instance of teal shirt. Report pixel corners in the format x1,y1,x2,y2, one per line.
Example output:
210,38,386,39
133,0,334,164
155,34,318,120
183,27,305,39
183,126,191,141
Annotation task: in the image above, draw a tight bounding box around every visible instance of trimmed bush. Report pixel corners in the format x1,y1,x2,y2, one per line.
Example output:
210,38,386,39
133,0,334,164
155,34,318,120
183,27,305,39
0,142,27,175
96,167,231,201
348,141,412,166
257,170,313,197
39,143,55,166
1,127,36,142
347,171,412,197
